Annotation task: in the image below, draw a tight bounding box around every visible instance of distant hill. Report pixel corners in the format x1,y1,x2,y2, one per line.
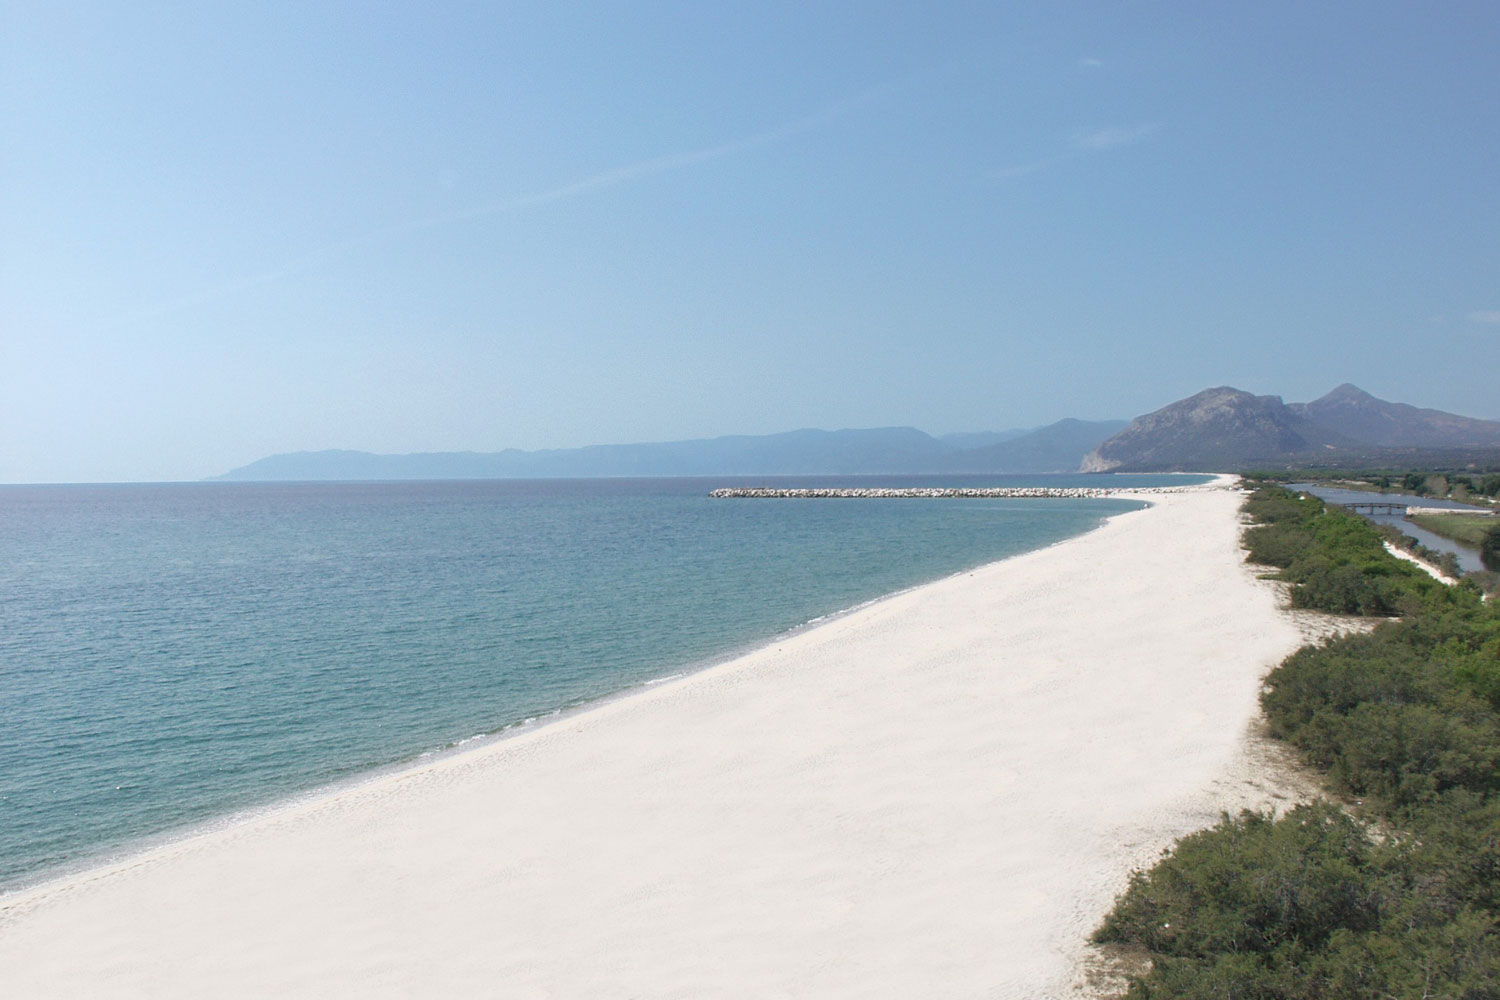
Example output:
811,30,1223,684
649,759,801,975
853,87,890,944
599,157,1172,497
937,429,1030,450
1084,384,1500,472
1081,388,1353,471
217,428,945,480
213,420,1125,481
945,419,1127,473
1288,383,1500,449
212,382,1500,481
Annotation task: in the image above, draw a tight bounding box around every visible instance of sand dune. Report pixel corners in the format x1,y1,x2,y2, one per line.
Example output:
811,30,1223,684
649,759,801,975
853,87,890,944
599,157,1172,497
0,481,1308,998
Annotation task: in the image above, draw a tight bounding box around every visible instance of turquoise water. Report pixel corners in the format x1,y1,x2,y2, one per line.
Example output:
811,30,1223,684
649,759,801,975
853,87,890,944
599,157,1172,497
0,474,1197,890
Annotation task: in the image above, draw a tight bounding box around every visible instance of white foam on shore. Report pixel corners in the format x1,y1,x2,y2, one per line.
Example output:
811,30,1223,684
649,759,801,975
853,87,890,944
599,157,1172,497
643,672,687,686
0,475,1308,998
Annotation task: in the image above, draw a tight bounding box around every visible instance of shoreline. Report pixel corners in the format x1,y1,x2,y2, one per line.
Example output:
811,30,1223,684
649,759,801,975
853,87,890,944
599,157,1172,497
0,496,1148,900
0,475,1310,998
1382,540,1462,587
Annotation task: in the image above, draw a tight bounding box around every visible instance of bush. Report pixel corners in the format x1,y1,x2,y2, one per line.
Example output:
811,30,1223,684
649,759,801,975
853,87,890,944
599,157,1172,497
1241,487,1432,615
1263,597,1500,811
1095,803,1380,959
1482,523,1500,572
1092,491,1500,998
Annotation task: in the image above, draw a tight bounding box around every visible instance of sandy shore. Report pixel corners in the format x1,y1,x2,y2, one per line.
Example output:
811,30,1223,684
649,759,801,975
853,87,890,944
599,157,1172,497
1383,540,1462,586
0,480,1308,998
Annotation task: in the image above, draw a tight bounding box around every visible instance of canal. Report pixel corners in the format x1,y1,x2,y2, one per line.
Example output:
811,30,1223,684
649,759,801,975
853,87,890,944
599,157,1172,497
1287,483,1493,574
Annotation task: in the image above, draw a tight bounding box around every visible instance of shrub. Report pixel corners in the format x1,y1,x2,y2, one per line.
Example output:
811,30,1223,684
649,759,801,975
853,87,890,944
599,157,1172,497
1240,487,1432,614
1095,803,1380,958
1482,523,1500,572
1092,490,1500,998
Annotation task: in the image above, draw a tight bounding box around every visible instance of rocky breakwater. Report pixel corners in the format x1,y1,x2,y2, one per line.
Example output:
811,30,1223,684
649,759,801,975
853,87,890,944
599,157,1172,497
711,487,1151,499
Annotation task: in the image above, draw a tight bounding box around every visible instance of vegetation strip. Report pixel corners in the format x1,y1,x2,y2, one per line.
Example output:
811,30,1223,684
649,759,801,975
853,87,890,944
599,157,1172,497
1409,512,1500,558
1092,486,1500,998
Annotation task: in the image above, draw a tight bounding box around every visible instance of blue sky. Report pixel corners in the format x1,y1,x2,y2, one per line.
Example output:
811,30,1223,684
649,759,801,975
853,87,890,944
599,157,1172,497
3,2,1497,482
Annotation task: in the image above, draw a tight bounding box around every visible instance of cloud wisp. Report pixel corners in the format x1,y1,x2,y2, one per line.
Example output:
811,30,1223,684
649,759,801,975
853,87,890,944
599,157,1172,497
434,84,893,228
993,121,1162,182
1467,310,1500,325
991,155,1069,181
108,83,897,330
1071,123,1160,151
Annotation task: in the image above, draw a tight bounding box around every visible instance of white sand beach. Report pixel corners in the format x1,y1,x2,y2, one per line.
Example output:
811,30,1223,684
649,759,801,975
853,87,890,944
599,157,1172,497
0,481,1310,998
1383,540,1462,586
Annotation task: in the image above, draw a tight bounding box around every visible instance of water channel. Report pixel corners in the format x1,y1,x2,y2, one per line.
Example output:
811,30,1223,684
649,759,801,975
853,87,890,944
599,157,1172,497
1288,483,1495,574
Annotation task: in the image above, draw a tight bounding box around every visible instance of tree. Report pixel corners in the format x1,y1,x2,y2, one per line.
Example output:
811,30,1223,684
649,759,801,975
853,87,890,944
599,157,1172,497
1482,522,1500,572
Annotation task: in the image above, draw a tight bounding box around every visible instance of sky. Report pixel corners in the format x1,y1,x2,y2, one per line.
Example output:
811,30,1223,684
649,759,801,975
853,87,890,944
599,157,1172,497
3,2,1498,482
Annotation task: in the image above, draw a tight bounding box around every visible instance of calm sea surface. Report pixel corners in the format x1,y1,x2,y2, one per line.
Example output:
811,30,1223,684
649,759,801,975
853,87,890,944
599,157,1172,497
0,474,1200,890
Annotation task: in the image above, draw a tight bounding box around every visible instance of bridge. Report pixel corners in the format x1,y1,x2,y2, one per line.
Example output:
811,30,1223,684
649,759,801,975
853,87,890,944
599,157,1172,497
1339,501,1409,516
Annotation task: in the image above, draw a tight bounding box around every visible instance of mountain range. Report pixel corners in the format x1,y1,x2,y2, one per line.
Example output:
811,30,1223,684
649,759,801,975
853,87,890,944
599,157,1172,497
213,419,1129,481
214,384,1500,481
1083,384,1500,472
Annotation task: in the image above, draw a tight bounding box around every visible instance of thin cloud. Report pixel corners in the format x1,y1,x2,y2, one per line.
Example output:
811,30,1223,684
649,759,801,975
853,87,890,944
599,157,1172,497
108,82,898,329
352,86,891,249
460,94,871,219
478,86,894,220
991,155,1068,181
993,122,1161,182
121,267,297,326
1467,310,1500,325
1071,123,1160,151
1077,57,1104,69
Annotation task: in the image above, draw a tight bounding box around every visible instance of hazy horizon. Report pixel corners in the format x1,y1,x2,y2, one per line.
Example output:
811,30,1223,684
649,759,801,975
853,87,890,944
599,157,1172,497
5,4,1499,483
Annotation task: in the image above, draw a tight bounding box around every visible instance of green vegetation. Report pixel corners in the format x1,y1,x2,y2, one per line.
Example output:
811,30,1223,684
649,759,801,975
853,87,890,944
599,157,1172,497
1409,512,1500,551
1373,520,1466,583
1093,487,1500,998
1241,486,1437,615
1410,471,1500,502
1242,474,1497,591
1402,511,1500,576
1247,469,1500,502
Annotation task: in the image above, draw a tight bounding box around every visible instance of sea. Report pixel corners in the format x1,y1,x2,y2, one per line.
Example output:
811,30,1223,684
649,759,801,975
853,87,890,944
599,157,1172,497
0,473,1203,892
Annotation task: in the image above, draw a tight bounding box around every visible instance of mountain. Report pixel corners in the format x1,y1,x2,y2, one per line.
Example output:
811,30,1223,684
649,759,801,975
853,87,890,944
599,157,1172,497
217,428,952,481
211,382,1500,481
1083,384,1500,472
214,420,1127,482
1289,383,1500,449
937,429,1031,450
1081,387,1356,472
945,419,1127,473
